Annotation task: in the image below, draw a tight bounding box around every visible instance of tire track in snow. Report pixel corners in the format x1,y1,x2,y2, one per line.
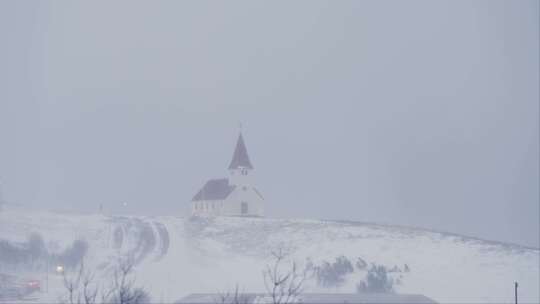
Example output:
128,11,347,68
130,218,156,264
153,221,169,261
107,217,170,265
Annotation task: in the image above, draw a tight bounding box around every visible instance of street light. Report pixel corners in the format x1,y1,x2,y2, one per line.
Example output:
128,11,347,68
515,282,518,304
56,265,64,274
45,255,49,293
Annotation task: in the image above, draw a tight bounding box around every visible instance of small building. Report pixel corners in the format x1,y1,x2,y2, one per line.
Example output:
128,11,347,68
190,132,264,217
178,293,437,304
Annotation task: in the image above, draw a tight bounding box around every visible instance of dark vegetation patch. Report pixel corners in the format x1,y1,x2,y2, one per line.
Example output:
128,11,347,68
0,233,88,271
311,255,354,288
357,264,395,293
307,255,410,293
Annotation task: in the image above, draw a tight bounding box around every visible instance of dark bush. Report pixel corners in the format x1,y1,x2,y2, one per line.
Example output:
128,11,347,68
27,233,46,263
57,239,89,269
0,239,27,265
404,264,410,272
355,257,367,270
315,255,354,287
0,234,89,271
0,233,45,268
388,265,401,273
356,264,394,293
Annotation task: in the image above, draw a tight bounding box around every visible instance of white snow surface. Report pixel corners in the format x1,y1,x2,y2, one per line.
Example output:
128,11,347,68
0,208,538,304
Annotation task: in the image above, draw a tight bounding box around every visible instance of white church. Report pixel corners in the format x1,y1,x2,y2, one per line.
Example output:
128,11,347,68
190,132,264,217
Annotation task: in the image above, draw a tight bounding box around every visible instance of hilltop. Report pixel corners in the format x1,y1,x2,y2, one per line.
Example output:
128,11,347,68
0,208,538,303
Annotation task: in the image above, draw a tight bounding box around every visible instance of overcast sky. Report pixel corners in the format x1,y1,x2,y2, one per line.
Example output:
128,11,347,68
0,0,538,247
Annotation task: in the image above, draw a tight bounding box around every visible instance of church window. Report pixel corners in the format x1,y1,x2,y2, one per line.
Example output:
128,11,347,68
241,202,248,215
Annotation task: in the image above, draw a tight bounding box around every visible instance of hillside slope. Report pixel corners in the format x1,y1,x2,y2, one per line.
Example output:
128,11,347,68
0,208,538,303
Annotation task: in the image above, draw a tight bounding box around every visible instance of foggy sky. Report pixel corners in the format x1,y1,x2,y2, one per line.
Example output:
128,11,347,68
0,1,538,247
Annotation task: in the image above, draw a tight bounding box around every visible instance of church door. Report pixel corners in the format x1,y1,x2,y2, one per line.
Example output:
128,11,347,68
241,202,248,215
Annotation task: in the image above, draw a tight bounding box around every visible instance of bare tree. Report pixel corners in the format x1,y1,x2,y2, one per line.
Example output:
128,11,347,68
61,260,85,304
60,257,149,304
262,247,309,304
215,284,250,304
108,258,149,304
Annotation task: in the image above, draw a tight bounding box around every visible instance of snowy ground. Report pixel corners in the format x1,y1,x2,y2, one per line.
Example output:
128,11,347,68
0,208,538,303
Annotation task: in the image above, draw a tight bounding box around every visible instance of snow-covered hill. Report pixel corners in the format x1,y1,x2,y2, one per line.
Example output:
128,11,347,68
0,208,538,303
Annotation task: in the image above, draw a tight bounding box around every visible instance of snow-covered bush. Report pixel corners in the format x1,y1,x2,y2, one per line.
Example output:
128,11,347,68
356,264,394,293
315,255,354,287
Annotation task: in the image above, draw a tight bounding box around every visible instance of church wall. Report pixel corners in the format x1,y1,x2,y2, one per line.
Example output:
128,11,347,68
222,187,264,217
228,168,251,187
190,187,264,217
191,199,226,216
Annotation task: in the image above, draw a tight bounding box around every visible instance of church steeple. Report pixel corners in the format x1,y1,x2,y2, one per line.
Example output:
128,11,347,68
228,133,253,170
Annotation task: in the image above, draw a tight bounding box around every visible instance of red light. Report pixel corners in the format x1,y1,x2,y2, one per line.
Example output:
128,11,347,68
27,281,40,288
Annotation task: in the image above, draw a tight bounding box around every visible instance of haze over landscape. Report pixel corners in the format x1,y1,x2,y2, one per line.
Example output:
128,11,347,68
0,0,538,251
1,1,539,303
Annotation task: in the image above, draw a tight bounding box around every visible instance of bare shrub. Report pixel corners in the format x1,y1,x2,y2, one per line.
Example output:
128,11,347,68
60,257,150,304
263,247,310,304
107,258,150,304
61,260,93,304
215,285,250,304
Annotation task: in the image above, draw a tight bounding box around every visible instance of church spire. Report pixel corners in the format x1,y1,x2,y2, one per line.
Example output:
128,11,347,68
228,133,253,170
